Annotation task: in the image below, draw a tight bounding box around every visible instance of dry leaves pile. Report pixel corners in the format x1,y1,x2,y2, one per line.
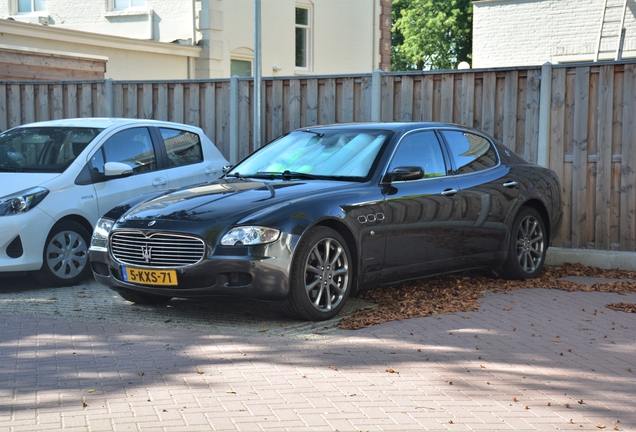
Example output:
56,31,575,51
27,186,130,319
338,263,636,330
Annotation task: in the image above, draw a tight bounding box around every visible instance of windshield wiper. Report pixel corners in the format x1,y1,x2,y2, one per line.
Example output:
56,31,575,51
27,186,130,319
281,170,323,180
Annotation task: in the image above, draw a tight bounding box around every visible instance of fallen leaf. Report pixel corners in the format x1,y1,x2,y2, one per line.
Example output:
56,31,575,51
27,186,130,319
578,399,584,404
597,425,606,429
88,389,95,393
448,420,453,424
73,308,82,311
82,402,88,407
257,328,268,333
226,390,236,394
386,368,399,374
512,397,517,402
138,371,144,376
197,371,204,375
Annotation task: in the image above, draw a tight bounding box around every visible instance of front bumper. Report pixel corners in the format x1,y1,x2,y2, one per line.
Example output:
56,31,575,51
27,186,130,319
0,209,55,273
89,234,296,301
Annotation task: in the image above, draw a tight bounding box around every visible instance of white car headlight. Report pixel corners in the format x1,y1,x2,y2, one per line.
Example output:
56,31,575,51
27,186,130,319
0,187,49,216
220,226,280,246
90,218,115,251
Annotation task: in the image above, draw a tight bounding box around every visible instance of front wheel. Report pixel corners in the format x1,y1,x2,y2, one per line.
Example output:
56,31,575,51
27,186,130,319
500,207,547,280
34,220,92,287
283,226,352,321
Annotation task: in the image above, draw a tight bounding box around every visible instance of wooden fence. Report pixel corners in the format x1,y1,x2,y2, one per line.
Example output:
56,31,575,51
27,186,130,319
1,60,635,252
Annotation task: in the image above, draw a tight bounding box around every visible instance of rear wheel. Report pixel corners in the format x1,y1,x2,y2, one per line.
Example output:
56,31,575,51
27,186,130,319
500,207,547,280
118,289,172,305
34,220,91,287
283,226,352,321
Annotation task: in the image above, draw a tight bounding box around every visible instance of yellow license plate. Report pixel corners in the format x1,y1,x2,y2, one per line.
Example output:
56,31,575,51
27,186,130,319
123,266,178,286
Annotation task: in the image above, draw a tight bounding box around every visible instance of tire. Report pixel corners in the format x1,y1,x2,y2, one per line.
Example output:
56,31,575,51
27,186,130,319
34,220,92,287
500,207,547,280
283,226,352,321
118,289,172,305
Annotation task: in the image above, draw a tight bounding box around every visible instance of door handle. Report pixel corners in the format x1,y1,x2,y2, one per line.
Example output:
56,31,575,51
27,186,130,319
152,178,167,187
441,188,458,196
205,165,217,175
503,181,518,188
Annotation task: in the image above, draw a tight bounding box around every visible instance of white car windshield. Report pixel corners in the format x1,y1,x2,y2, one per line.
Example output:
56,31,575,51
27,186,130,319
0,127,103,173
229,129,391,180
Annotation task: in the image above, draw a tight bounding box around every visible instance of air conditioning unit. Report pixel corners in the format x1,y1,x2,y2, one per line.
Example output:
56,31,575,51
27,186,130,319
11,15,49,25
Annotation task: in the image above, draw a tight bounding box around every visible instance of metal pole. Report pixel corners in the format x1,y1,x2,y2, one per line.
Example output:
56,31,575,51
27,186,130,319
254,0,262,150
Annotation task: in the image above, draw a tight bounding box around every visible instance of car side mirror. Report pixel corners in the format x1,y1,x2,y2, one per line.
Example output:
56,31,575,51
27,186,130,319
104,161,134,177
382,166,424,184
222,164,233,174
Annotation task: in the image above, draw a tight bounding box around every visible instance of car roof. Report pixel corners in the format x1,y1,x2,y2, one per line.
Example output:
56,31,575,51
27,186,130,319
15,118,196,130
297,122,468,132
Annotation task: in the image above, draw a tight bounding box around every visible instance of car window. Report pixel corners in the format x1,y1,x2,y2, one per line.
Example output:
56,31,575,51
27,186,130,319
159,128,203,167
441,130,498,174
388,131,447,178
90,127,157,176
0,127,102,173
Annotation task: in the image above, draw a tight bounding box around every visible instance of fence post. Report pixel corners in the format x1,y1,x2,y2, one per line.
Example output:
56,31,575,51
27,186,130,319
537,62,552,167
371,68,382,122
230,75,239,164
104,78,114,118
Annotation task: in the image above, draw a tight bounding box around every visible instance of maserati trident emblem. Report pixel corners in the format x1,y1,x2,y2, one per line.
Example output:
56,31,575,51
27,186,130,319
148,220,156,226
141,245,152,263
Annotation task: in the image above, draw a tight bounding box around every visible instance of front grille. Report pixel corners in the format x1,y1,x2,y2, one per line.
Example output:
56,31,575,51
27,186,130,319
110,231,206,268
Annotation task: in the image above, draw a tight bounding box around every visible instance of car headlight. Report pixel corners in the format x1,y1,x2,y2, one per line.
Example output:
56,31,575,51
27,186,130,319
220,226,280,246
0,187,49,216
90,218,115,251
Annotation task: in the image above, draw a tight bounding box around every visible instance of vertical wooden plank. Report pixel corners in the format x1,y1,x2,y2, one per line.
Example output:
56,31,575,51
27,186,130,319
35,85,49,122
0,85,7,130
481,72,496,136
171,83,184,123
141,83,153,119
549,67,566,247
398,75,414,121
23,85,35,124
524,69,541,164
440,73,454,123
216,81,231,158
502,70,518,151
305,78,318,127
126,83,137,119
420,75,434,121
8,84,21,127
620,64,636,250
80,83,92,117
473,75,483,129
359,75,372,122
200,82,216,143
571,66,590,248
319,78,336,125
339,77,355,123
270,79,283,139
595,65,613,250
52,85,63,120
155,83,168,121
461,72,475,128
287,79,301,130
65,85,78,119
610,67,624,248
94,82,107,117
187,83,200,126
381,75,394,122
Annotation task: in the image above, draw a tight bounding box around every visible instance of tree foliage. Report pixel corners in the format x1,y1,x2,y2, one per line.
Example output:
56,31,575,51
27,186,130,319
392,0,473,71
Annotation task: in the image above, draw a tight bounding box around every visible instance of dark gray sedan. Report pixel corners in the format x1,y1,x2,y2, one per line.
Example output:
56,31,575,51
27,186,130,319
89,122,562,321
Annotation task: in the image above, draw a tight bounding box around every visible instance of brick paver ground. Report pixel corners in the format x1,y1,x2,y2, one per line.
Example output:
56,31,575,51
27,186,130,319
0,278,635,431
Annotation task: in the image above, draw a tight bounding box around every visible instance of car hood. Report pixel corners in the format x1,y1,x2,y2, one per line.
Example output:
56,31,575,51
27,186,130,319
120,178,353,224
0,173,61,197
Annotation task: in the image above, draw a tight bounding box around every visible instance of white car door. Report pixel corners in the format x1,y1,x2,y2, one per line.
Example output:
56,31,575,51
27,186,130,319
89,126,169,217
158,127,227,189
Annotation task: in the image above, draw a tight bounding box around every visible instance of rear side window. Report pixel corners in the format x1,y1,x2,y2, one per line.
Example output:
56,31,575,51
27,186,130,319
441,130,498,174
160,128,203,167
90,127,157,176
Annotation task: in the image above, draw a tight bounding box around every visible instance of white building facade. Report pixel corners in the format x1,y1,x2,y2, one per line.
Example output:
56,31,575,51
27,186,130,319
0,0,390,79
472,0,636,68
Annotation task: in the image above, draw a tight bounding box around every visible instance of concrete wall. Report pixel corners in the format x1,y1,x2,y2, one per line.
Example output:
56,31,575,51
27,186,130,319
473,0,636,68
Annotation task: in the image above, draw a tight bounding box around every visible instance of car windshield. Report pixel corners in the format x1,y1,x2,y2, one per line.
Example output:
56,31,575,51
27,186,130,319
228,129,391,180
0,126,103,173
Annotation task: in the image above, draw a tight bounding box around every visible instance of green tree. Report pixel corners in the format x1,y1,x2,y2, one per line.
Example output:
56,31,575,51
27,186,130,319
392,0,472,71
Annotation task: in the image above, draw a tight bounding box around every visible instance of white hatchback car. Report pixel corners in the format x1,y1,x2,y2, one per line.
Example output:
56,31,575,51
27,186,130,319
0,118,228,286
